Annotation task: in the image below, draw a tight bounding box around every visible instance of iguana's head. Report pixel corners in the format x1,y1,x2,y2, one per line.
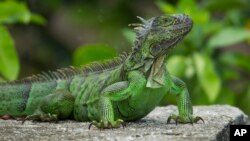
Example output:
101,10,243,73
134,14,192,59
124,14,193,88
126,14,193,71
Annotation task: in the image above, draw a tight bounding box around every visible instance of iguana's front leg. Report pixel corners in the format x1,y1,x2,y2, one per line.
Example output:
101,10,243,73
89,96,125,129
167,76,204,124
89,71,146,129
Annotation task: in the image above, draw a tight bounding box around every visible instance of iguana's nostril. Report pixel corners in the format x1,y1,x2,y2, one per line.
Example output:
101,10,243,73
184,15,193,25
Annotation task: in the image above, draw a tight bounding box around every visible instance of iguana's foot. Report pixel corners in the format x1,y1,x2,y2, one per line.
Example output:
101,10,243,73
88,119,125,129
167,114,204,125
22,113,58,124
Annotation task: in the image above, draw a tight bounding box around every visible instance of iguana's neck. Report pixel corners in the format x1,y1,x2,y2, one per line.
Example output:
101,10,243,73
124,49,167,88
124,44,166,73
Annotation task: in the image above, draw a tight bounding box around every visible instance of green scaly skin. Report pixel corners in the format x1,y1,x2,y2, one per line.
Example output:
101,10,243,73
0,14,203,129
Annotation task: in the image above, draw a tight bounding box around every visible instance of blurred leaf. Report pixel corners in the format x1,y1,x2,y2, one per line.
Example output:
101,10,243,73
155,0,176,14
221,68,239,80
73,44,117,66
167,55,187,77
227,10,246,26
238,85,250,116
122,28,136,46
220,52,250,72
193,52,221,102
208,28,250,49
204,0,250,11
167,55,195,79
215,88,235,105
0,1,45,25
177,0,197,14
185,57,195,79
203,21,223,36
0,25,19,80
35,0,61,11
186,25,204,49
177,0,210,24
191,82,210,105
156,0,210,24
0,76,4,82
30,13,46,25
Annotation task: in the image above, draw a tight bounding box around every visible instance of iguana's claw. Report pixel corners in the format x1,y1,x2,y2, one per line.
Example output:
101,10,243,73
88,119,125,129
22,113,58,124
194,116,204,123
167,114,204,125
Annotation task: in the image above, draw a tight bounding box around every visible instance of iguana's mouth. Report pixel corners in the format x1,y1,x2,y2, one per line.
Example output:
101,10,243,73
155,36,184,57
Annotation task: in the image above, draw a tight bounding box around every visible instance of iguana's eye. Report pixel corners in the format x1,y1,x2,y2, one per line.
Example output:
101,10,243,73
163,18,169,23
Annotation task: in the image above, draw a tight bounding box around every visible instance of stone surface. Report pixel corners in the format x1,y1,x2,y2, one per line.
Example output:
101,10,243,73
0,105,248,141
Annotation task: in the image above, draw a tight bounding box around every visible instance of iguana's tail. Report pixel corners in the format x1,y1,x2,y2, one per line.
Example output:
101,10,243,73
0,81,57,116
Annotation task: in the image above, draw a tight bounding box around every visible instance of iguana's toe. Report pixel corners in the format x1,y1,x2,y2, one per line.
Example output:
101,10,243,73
22,113,58,124
167,114,204,125
88,119,125,129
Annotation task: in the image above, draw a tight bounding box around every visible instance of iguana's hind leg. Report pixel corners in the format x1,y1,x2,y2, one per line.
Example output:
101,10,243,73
23,89,74,123
167,76,204,124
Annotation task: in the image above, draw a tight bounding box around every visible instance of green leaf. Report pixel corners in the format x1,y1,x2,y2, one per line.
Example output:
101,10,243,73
0,76,5,83
238,85,250,116
167,55,195,79
156,0,209,23
208,28,250,49
0,1,45,25
122,28,136,46
73,44,117,66
204,0,249,11
203,21,223,36
177,0,210,24
193,52,221,102
185,56,195,79
186,25,204,49
155,0,176,14
30,13,46,25
220,52,250,72
0,25,19,80
167,55,187,77
215,88,235,105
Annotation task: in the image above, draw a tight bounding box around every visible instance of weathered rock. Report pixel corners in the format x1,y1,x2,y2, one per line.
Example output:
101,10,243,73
0,105,248,141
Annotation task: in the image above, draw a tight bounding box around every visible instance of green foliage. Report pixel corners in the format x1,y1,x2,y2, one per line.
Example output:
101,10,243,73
238,86,250,115
122,28,136,46
167,55,188,78
0,1,45,25
204,0,249,11
0,0,46,80
73,44,117,66
0,25,19,80
220,52,250,73
208,28,250,50
192,53,221,102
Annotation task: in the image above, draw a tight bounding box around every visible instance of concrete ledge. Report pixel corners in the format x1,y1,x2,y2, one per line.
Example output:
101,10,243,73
0,105,248,141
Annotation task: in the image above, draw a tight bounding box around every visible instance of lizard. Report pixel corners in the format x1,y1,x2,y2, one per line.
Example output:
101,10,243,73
0,14,203,129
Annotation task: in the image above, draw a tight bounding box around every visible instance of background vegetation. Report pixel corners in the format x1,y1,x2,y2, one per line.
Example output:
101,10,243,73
0,0,250,115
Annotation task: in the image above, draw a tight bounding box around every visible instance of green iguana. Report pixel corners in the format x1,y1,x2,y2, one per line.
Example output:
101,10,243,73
0,14,203,129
